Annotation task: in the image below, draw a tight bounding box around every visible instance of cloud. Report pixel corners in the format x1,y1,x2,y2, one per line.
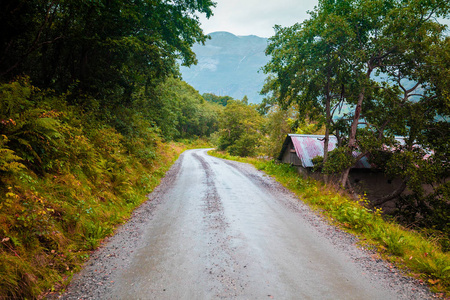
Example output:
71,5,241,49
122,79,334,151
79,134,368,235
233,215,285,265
199,1,450,38
199,0,317,38
198,57,219,72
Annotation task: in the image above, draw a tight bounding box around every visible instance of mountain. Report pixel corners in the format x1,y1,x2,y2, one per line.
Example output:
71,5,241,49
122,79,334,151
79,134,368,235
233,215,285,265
180,32,270,104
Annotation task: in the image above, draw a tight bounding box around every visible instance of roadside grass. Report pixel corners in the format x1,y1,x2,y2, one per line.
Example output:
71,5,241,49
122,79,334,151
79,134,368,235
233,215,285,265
176,138,214,149
0,78,210,299
0,140,186,299
208,150,450,297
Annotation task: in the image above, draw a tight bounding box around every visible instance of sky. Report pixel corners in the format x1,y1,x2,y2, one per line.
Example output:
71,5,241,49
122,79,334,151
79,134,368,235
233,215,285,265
199,0,450,38
198,0,319,38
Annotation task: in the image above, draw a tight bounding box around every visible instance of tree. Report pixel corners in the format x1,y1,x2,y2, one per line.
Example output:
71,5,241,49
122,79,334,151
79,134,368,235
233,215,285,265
263,13,350,172
0,0,215,103
262,0,450,230
202,93,234,106
137,77,220,140
263,0,449,187
322,0,449,188
217,100,263,157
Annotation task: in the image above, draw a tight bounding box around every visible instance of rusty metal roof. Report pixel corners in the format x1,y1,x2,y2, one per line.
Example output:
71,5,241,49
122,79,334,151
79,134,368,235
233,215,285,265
280,134,406,169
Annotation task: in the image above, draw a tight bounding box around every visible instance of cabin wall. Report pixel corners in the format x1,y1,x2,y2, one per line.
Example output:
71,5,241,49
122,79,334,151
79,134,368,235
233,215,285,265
296,167,406,211
348,171,404,200
281,141,302,166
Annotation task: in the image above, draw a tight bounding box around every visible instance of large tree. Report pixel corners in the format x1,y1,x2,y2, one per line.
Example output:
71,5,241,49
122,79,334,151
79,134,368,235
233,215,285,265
263,0,450,226
0,0,214,102
263,13,351,173
217,100,263,157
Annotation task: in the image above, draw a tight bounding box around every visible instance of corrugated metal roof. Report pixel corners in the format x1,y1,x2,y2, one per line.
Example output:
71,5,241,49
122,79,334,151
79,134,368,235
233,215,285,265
290,134,339,168
285,134,406,169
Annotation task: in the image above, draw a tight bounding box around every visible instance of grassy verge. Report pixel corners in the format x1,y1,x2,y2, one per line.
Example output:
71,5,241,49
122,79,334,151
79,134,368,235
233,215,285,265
0,140,186,299
0,78,212,299
209,150,450,297
176,138,214,150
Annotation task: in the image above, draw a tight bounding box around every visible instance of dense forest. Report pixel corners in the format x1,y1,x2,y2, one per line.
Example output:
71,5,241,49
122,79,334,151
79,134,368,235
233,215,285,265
0,0,449,298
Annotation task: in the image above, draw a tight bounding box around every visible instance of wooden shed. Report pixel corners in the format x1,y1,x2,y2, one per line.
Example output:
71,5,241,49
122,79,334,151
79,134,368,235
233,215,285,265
278,134,374,169
278,134,407,203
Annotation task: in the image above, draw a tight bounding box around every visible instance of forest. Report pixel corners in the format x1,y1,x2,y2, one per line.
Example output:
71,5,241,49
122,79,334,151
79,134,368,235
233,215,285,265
0,0,449,298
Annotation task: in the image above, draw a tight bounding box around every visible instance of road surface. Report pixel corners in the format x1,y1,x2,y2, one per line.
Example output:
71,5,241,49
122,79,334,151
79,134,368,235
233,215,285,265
61,149,431,299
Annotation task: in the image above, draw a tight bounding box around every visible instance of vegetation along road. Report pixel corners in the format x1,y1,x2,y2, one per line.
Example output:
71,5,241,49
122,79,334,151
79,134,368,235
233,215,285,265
61,149,433,299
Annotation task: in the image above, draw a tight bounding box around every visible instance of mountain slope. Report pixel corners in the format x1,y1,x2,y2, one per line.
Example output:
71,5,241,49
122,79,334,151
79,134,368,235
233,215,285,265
180,32,270,103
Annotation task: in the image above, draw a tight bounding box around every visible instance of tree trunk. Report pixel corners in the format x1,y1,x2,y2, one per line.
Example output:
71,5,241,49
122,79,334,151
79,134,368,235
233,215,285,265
323,71,333,184
340,168,351,188
323,125,330,184
340,87,365,187
323,90,331,184
372,180,407,207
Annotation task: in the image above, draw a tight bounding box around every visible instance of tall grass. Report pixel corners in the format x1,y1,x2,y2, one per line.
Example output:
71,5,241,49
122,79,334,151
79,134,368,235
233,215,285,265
0,78,196,298
0,140,185,299
209,151,450,296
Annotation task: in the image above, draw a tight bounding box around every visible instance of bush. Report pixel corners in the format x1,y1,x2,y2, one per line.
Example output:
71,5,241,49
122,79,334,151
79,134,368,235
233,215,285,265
215,100,263,157
0,78,185,298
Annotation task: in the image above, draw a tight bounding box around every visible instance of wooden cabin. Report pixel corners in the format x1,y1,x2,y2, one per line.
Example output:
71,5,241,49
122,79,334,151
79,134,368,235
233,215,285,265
278,134,406,203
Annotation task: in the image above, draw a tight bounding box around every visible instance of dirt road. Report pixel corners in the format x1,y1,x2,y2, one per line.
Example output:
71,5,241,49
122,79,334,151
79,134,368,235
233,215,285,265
61,149,432,299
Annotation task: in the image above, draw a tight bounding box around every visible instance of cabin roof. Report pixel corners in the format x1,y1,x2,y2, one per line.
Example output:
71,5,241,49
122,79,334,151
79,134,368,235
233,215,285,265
278,134,406,169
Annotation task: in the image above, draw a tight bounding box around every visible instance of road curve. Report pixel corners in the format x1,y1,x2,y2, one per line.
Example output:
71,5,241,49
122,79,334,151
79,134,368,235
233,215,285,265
60,149,432,299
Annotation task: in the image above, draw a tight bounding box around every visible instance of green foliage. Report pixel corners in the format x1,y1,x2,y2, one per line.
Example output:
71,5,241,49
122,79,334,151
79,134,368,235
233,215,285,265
262,0,450,235
0,135,25,177
0,1,219,297
0,78,68,174
202,93,234,106
259,105,326,159
227,132,259,157
0,0,215,104
260,106,294,158
313,147,356,174
0,78,187,298
137,77,220,140
166,79,220,139
177,138,213,150
215,100,263,157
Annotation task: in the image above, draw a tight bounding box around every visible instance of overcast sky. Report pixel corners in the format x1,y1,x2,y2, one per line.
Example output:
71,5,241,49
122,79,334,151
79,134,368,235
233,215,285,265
199,1,450,38
199,0,318,38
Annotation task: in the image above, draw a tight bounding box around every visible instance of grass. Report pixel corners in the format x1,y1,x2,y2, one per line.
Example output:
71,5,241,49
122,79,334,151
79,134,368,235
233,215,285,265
209,150,450,297
0,140,187,299
1,142,446,298
176,138,214,149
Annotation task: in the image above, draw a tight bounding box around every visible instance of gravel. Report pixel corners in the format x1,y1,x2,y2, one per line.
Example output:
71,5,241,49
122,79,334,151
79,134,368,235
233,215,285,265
52,150,436,299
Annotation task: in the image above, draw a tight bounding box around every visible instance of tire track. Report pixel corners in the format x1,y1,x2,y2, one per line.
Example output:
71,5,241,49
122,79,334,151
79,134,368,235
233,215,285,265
192,152,249,298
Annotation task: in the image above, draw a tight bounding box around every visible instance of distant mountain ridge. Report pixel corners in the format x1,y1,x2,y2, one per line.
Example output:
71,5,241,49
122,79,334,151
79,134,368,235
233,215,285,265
180,31,270,103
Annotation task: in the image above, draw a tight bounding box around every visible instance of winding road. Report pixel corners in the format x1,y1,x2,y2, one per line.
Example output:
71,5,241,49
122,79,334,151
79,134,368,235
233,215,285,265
61,149,431,299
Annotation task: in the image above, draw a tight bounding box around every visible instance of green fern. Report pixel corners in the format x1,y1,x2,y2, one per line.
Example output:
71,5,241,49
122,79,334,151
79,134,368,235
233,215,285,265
0,136,26,175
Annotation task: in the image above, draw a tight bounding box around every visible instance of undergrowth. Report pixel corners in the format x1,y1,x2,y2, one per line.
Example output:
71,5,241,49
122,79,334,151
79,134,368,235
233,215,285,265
0,78,187,299
0,141,184,299
177,138,213,150
209,150,450,297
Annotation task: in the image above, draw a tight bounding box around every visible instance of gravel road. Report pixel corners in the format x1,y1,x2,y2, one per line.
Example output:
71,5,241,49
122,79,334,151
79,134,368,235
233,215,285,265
58,149,433,299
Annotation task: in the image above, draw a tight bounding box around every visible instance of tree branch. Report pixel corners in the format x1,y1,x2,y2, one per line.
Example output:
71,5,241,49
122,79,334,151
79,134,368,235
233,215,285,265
1,1,59,77
372,180,407,207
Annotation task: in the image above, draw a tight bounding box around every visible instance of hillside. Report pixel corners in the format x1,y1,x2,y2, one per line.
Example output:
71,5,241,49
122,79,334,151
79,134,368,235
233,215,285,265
180,32,270,103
